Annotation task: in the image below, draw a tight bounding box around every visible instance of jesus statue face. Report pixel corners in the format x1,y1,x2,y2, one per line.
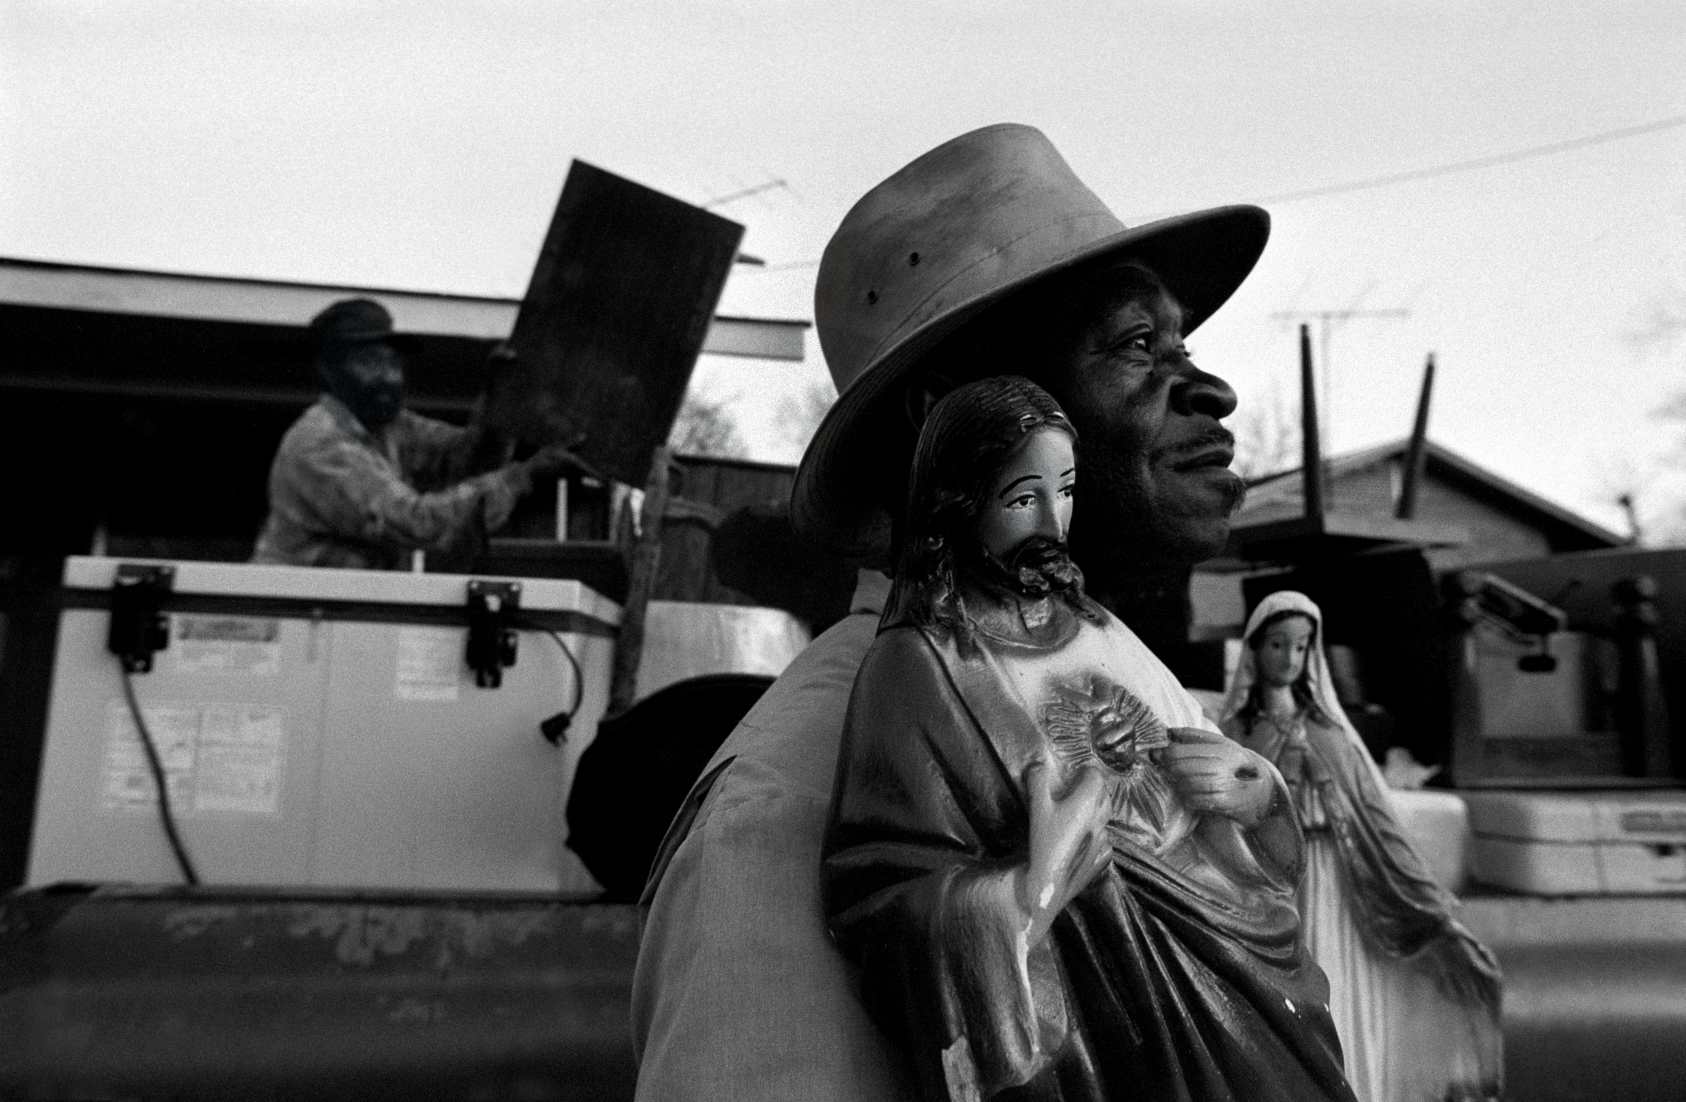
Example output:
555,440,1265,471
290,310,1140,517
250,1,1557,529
973,427,1077,564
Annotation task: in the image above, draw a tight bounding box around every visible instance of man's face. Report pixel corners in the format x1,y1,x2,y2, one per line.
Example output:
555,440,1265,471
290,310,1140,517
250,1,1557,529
1039,270,1243,572
328,341,405,429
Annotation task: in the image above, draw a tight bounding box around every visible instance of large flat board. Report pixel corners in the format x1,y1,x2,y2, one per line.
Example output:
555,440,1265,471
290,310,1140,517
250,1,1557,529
486,161,744,487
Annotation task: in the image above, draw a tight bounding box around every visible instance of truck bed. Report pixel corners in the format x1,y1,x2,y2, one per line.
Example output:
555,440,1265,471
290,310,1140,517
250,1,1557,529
3,883,1684,1100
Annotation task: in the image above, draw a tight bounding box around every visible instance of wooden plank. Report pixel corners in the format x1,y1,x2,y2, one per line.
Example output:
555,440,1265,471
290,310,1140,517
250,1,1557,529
486,162,745,488
608,448,675,715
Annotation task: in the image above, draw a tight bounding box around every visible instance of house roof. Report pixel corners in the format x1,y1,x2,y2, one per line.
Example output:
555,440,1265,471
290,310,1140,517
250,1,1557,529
1239,437,1626,548
0,255,808,362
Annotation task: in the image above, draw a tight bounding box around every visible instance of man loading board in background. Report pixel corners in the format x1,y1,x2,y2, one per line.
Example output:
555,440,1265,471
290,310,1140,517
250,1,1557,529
251,297,585,570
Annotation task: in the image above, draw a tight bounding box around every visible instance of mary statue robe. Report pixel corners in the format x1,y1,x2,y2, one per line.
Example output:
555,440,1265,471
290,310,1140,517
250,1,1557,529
1219,590,1502,1102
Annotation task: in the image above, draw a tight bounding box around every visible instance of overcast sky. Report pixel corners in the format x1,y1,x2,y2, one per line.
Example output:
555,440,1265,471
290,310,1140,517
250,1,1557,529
4,1,1683,536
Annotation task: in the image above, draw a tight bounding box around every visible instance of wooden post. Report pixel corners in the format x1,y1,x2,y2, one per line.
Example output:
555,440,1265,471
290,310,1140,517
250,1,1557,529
1443,570,1488,787
1397,353,1435,519
1299,323,1326,520
1612,575,1673,779
607,446,675,716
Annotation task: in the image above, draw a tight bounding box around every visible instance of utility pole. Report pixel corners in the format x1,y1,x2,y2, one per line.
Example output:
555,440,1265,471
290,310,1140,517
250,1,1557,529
1270,306,1409,461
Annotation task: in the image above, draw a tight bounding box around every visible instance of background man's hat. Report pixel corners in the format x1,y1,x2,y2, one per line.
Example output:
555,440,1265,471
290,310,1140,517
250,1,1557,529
791,122,1270,559
309,297,417,354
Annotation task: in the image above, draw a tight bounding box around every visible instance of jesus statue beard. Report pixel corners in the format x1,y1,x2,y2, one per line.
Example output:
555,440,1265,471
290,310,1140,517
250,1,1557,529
971,535,1086,599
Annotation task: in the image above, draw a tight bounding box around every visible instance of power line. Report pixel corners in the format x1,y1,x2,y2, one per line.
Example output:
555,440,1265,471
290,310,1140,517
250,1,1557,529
744,113,1686,273
1251,113,1686,206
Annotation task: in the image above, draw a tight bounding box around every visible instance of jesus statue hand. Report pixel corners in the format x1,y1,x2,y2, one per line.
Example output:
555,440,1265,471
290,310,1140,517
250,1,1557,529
1160,727,1276,827
1013,759,1114,946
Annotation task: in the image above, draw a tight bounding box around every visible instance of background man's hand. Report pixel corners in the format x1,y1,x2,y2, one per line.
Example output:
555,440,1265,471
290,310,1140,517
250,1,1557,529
515,439,597,486
1016,759,1114,944
1160,727,1275,826
478,342,600,471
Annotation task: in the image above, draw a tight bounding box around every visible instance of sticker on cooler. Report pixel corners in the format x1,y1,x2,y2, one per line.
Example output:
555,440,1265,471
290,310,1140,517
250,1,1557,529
395,626,463,702
100,700,285,816
173,615,283,676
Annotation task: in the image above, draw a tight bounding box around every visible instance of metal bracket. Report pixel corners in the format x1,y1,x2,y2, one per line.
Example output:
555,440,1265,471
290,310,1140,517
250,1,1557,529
466,580,521,689
108,563,175,673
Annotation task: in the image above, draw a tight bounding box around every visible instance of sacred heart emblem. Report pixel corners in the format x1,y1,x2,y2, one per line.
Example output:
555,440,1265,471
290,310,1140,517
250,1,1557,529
1041,675,1169,775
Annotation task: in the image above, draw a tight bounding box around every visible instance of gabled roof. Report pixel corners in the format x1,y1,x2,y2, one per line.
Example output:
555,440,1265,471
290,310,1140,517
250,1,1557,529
1240,437,1625,548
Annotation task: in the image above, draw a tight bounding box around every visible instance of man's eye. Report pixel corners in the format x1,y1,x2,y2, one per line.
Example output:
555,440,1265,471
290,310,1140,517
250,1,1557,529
1096,330,1152,357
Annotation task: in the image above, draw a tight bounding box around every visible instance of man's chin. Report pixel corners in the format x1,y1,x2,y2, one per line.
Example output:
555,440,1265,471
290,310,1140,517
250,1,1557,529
1069,465,1245,577
1149,478,1246,565
1166,465,1245,511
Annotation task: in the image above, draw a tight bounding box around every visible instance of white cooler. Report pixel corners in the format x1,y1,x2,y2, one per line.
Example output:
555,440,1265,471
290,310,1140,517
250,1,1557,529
1462,789,1686,894
25,557,620,894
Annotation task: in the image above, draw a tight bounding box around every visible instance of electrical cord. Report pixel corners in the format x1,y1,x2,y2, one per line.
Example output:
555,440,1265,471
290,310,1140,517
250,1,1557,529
118,665,200,885
518,618,585,746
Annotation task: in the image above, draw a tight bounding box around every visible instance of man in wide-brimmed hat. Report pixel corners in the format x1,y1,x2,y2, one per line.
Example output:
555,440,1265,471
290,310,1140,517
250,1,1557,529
634,124,1349,1100
252,297,581,570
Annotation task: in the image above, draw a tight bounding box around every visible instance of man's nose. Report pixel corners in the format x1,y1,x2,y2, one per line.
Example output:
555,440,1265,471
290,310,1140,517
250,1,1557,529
1168,361,1238,419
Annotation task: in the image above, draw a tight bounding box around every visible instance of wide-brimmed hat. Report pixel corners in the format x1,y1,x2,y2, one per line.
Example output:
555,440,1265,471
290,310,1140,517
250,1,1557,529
309,297,418,355
791,123,1269,559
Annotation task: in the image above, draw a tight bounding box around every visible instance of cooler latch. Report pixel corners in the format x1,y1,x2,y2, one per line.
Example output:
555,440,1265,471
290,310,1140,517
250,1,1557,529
108,563,175,673
466,579,521,688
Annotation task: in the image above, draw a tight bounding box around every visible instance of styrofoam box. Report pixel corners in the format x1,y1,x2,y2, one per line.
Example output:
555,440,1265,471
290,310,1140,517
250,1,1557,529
1462,789,1686,895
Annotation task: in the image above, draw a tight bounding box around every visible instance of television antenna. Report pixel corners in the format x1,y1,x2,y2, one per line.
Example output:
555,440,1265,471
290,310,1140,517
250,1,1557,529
1270,305,1409,456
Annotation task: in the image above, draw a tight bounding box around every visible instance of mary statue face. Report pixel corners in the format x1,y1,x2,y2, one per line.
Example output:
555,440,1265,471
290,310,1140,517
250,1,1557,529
1255,614,1315,689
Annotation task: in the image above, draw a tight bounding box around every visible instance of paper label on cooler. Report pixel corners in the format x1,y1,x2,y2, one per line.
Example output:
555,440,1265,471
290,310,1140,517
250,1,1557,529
1619,809,1686,838
99,700,286,817
100,701,199,812
395,627,463,702
173,615,282,675
194,705,285,814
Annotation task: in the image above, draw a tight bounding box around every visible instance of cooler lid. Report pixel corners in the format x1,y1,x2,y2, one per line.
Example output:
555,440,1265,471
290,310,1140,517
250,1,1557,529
61,556,621,626
1462,789,1686,844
